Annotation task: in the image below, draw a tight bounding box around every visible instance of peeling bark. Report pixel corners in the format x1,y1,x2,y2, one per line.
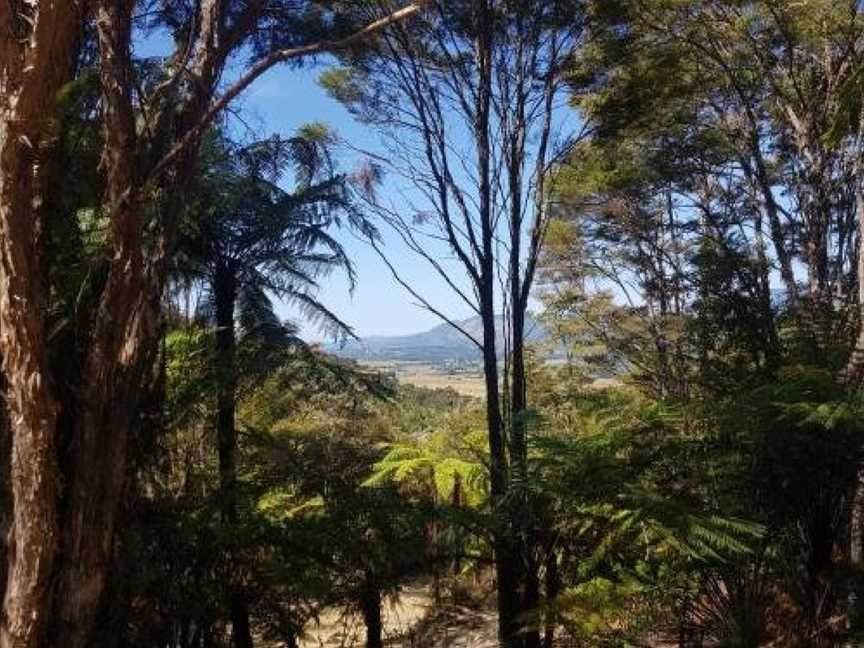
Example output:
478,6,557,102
51,4,153,643
0,3,84,647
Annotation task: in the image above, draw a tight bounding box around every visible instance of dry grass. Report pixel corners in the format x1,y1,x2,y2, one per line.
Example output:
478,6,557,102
361,361,487,398
397,371,486,398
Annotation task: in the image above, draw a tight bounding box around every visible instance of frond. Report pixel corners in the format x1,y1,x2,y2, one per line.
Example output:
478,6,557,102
237,282,283,340
287,290,356,344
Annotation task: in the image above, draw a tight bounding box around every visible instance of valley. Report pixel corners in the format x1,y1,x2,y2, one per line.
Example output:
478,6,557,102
360,360,487,398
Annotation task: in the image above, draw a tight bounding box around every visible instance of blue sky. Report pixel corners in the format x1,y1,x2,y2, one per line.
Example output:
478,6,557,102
135,31,476,340
239,63,472,340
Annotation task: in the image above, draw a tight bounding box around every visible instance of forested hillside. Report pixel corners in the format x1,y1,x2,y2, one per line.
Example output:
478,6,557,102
3,2,864,648
330,315,546,361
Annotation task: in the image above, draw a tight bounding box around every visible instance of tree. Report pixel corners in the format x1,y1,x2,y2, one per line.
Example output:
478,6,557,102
180,129,364,646
249,373,431,648
0,5,86,647
0,3,422,646
321,2,585,643
574,0,864,337
551,2,864,639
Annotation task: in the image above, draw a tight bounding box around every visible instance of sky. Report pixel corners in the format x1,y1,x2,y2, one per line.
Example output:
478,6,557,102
133,24,797,345
133,31,540,343
238,63,477,340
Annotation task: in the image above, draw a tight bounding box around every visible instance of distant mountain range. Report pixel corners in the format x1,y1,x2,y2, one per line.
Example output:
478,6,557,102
329,315,548,362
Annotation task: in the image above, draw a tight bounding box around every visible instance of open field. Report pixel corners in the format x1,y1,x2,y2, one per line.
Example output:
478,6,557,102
360,361,487,398
359,361,623,398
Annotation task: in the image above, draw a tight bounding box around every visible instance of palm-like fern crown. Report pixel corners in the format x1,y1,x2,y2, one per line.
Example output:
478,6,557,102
178,128,375,342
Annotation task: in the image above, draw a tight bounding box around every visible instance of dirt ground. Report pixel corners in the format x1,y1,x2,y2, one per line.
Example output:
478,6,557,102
292,582,679,648
295,583,497,647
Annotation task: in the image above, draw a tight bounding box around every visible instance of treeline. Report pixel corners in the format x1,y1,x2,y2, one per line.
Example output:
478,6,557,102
4,2,864,648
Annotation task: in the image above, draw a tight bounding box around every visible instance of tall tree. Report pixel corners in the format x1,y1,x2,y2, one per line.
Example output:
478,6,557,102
0,4,87,647
321,2,584,644
181,130,364,645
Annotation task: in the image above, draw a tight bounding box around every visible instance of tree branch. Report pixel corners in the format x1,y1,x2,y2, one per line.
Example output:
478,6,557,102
146,2,427,189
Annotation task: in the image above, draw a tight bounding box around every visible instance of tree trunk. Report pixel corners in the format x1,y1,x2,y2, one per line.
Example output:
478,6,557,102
510,312,541,648
0,3,83,646
482,305,523,648
472,1,524,644
53,225,164,647
844,151,864,628
0,363,8,605
512,309,541,648
48,0,268,631
542,544,560,648
49,4,160,643
360,576,383,648
229,590,254,648
214,263,254,648
852,469,864,567
215,264,239,525
479,282,522,648
510,310,528,476
478,284,522,647
843,160,864,382
522,559,541,648
0,198,57,648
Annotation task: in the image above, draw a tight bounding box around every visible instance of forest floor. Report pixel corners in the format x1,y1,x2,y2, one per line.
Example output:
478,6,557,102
293,581,678,647
296,581,498,647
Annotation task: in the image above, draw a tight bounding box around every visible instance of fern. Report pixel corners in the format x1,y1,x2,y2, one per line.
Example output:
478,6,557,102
364,442,488,506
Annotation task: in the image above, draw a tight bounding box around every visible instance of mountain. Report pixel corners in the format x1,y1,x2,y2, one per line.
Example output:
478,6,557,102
329,315,547,362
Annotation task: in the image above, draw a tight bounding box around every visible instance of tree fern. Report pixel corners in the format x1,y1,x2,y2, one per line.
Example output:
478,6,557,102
364,442,488,507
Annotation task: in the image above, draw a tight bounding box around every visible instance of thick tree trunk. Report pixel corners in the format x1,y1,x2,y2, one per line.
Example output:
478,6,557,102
0,364,8,606
49,5,158,643
53,271,159,646
48,6,236,637
48,0,261,641
0,164,58,648
0,3,83,646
